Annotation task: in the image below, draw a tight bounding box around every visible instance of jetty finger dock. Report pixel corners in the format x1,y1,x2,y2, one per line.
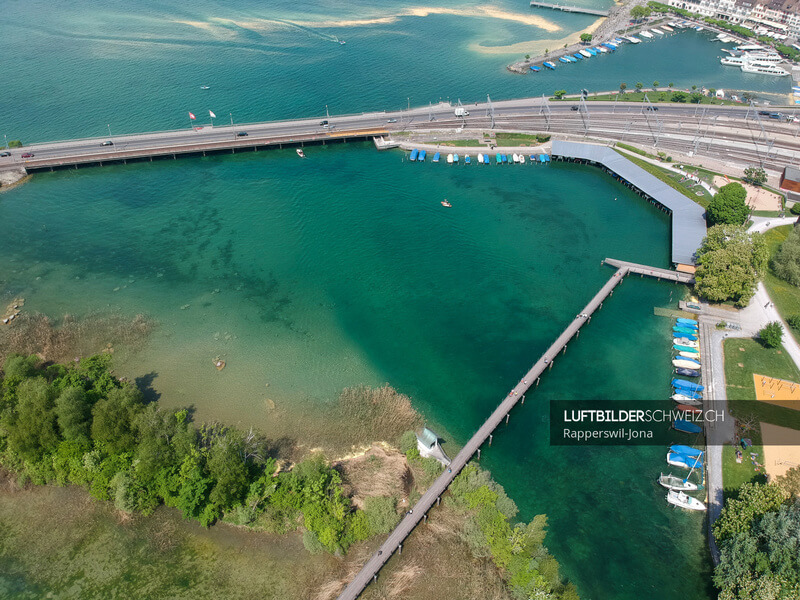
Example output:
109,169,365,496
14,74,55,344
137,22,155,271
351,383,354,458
529,1,609,16
337,259,693,599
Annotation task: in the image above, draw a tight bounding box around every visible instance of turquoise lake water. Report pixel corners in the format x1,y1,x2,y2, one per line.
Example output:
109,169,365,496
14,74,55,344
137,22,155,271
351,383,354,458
0,0,768,597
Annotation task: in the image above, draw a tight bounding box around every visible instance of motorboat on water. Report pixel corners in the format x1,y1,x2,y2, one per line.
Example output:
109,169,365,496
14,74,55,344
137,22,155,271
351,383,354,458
200,85,210,90
675,367,701,378
667,451,703,469
477,153,484,164
673,359,701,369
672,388,703,400
672,394,702,406
519,155,526,164
673,418,703,434
465,155,471,164
673,331,698,341
659,473,700,491
453,154,460,163
433,152,441,163
296,148,306,158
677,351,701,361
447,154,454,164
512,153,520,163
671,444,703,459
667,490,706,511
672,379,704,392
674,344,699,353
441,199,452,208
673,338,699,348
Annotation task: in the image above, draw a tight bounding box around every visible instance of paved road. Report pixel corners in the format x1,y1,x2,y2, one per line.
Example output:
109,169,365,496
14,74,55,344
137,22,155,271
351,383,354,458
336,266,629,600
3,99,798,172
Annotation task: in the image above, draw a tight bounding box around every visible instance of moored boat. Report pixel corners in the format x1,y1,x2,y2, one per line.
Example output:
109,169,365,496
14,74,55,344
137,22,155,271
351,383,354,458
433,152,441,162
512,153,520,163
674,344,699,353
453,154,459,163
441,199,452,208
677,351,700,360
530,65,541,72
543,61,556,69
673,419,703,434
418,149,426,162
671,444,703,459
659,473,700,491
495,153,502,164
296,148,306,158
519,155,525,164
580,49,592,58
676,404,702,414
464,154,471,164
667,451,703,469
673,359,700,369
447,153,454,164
673,338,699,348
640,30,654,38
559,56,570,63
410,148,419,162
477,153,484,164
666,490,706,511
675,367,701,378
676,318,698,327
672,394,702,406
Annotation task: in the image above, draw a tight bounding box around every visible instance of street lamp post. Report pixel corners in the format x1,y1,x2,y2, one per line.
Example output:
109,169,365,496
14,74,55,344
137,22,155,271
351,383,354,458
107,124,116,151
230,112,235,139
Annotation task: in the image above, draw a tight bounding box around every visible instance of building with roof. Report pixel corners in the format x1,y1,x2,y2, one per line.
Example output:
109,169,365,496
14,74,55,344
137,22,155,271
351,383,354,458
780,165,800,202
416,427,451,466
668,0,800,36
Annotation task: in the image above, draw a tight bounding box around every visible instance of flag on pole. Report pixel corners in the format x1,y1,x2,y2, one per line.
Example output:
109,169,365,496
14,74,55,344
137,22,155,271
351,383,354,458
209,110,217,119
189,112,196,120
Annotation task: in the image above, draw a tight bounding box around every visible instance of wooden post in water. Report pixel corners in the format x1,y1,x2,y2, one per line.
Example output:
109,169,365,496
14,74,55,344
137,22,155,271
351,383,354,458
505,413,510,424
437,496,441,506
521,395,525,405
423,514,428,523
477,448,481,459
489,434,493,446
398,543,402,555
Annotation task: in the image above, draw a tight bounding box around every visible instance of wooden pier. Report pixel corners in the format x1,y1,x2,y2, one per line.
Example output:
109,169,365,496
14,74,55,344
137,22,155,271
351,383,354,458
529,1,609,16
337,258,697,599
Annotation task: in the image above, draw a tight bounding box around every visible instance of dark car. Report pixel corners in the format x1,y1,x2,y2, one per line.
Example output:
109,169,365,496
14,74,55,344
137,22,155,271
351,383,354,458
236,131,248,136
21,152,34,158
758,110,771,116
769,113,782,119
0,152,10,157
320,120,329,126
101,140,114,146
570,106,579,111
646,106,659,111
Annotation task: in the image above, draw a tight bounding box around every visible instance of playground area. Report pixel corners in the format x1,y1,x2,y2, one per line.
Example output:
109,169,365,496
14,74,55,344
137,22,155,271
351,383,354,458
760,422,800,480
754,373,800,404
713,175,782,211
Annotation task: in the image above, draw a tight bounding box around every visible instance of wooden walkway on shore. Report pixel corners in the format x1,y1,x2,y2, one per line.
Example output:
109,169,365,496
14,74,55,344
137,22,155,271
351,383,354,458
337,258,696,599
529,1,609,16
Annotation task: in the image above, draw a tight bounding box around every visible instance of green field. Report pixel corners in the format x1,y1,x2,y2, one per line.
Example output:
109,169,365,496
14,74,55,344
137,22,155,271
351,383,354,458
763,225,800,345
436,139,481,147
721,443,767,496
493,132,549,146
613,148,712,207
553,92,740,106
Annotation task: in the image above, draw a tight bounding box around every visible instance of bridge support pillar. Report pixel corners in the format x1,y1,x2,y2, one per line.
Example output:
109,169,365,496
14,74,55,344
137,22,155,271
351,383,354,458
521,395,525,405
423,514,428,523
398,543,402,555
562,344,567,355
549,362,553,370
437,496,441,506
489,434,493,446
477,448,481,459
505,413,510,425
536,377,540,387
373,574,377,583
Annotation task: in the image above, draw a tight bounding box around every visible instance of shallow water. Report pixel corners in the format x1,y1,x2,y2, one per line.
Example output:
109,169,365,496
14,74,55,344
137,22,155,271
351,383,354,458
0,1,733,597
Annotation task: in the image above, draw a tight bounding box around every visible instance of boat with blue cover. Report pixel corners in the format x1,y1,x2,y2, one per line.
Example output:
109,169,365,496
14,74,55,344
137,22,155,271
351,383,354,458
675,356,701,367
674,329,698,338
673,419,703,434
573,53,584,60
409,149,419,161
667,451,703,469
675,333,697,341
676,318,698,328
674,338,699,347
465,155,471,164
671,445,704,459
530,65,541,72
495,154,502,163
674,344,699,353
587,47,598,55
453,154,459,163
502,155,508,163
418,150,426,162
673,379,704,392
544,61,556,69
675,367,701,377
559,56,570,63
433,152,440,163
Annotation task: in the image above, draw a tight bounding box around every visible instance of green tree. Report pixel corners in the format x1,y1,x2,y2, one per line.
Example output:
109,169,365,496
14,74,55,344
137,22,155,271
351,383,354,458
787,314,800,331
206,428,250,510
55,386,92,441
709,88,717,96
8,140,22,148
6,378,59,462
580,33,593,43
690,92,703,104
525,53,531,60
630,5,651,19
694,225,768,306
91,385,144,454
553,89,567,99
759,322,784,348
707,182,749,226
652,80,659,91
772,226,800,286
713,482,786,543
668,82,674,89
620,82,627,94
635,82,644,91
743,166,767,186
671,91,688,102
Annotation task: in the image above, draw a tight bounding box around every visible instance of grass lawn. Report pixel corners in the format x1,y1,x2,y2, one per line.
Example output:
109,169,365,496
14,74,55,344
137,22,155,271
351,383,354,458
762,225,800,346
614,148,712,208
437,139,482,147
722,443,767,497
493,132,549,146
723,338,800,442
554,92,739,106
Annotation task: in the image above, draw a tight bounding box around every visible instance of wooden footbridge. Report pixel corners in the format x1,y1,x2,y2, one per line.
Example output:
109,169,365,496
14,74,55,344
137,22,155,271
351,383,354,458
337,259,693,599
529,1,609,16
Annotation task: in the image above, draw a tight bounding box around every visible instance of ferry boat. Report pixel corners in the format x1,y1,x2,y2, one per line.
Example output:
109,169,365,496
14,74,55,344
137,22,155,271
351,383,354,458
640,30,654,38
296,148,306,158
736,43,766,52
543,61,556,69
742,63,790,76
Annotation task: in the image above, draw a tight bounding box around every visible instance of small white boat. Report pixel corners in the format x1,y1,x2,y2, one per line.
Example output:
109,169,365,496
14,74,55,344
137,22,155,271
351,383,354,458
596,46,607,53
673,338,699,348
640,30,654,39
678,351,700,360
477,153,484,164
672,394,702,406
580,49,592,58
626,36,641,44
659,473,699,491
662,25,674,32
441,199,452,208
200,85,210,90
673,359,700,369
447,153,454,164
296,148,306,158
651,28,664,35
519,155,526,164
512,153,520,163
666,490,706,511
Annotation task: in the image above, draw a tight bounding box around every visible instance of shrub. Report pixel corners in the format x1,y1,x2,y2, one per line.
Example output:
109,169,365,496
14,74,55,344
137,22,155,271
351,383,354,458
790,203,800,216
759,321,784,348
743,166,767,187
8,140,22,148
363,496,400,535
787,314,800,331
536,134,551,143
707,182,749,226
